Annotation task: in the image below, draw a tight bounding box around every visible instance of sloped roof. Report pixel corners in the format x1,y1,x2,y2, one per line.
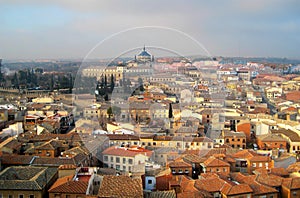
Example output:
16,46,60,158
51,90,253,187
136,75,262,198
195,177,226,192
98,175,143,198
0,166,57,190
49,179,88,194
221,183,253,196
148,190,176,198
282,177,300,190
203,157,230,167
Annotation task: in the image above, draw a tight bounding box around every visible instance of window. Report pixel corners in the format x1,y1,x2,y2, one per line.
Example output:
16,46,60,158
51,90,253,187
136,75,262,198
66,195,70,198
216,168,220,172
123,158,126,163
110,156,114,162
8,195,13,198
29,195,34,198
253,163,256,167
104,156,108,161
19,195,24,198
128,159,133,164
153,142,156,146
232,138,234,141
116,165,120,170
237,139,240,141
148,179,153,184
116,157,120,163
54,195,61,198
259,163,262,167
123,166,126,171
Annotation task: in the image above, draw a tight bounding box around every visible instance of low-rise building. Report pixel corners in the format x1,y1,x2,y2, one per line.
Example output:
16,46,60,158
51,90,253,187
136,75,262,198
0,166,58,198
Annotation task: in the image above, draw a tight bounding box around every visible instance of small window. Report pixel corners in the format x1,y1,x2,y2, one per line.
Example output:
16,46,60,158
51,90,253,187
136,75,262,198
128,159,133,164
8,195,13,198
123,158,126,163
148,179,153,184
116,157,120,163
29,195,34,198
110,156,114,162
104,156,108,161
19,195,24,198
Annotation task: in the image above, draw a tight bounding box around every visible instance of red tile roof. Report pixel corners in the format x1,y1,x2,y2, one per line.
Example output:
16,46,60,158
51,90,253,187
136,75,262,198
49,180,88,194
221,183,253,196
169,161,192,168
282,177,300,190
195,177,226,192
203,157,230,167
98,175,143,198
102,146,152,157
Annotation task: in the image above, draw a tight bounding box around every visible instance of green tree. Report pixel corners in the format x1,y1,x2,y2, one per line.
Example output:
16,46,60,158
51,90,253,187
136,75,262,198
138,77,144,92
169,103,173,118
110,74,115,92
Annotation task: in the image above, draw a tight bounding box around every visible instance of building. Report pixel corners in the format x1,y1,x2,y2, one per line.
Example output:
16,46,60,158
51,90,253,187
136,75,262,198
168,161,192,177
102,146,153,174
200,156,231,176
223,131,246,149
232,150,274,174
0,166,58,198
256,134,288,150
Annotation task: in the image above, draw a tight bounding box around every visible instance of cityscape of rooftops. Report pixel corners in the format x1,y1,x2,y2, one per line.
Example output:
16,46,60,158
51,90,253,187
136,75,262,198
1,1,300,198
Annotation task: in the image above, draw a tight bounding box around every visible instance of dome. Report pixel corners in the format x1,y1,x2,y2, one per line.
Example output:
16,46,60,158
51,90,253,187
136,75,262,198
136,46,153,63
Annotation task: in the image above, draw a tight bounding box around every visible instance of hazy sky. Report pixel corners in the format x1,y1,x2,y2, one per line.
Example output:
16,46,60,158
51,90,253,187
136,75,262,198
1,0,300,60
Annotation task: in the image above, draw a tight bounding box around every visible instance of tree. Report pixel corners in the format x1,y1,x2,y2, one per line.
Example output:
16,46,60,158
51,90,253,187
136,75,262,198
107,107,113,120
12,72,19,89
138,77,145,92
50,74,54,91
168,103,173,119
110,74,115,92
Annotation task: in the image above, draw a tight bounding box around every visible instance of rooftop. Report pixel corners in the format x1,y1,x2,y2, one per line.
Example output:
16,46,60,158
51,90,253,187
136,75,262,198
0,166,57,190
98,175,143,198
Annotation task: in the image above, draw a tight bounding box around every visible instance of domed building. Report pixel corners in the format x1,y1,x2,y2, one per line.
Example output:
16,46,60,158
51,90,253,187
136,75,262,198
135,46,154,63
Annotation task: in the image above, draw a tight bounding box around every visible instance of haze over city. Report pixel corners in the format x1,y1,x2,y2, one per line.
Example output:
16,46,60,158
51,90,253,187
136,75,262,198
1,0,300,60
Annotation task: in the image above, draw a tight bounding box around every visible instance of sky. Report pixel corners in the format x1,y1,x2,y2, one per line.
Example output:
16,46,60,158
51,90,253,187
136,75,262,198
0,0,300,60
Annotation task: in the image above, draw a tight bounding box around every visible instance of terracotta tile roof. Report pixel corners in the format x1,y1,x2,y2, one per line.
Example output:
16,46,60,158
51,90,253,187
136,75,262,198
199,173,220,179
287,162,300,173
106,134,140,141
169,161,192,168
249,155,272,162
49,175,74,190
270,167,289,177
195,177,226,192
282,177,300,190
102,146,152,157
31,153,87,167
49,180,88,194
183,154,206,164
257,134,287,142
148,190,176,198
271,128,300,142
256,174,284,187
232,149,256,159
1,154,34,165
203,157,230,167
221,183,253,196
98,175,143,198
230,173,277,195
177,190,213,198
